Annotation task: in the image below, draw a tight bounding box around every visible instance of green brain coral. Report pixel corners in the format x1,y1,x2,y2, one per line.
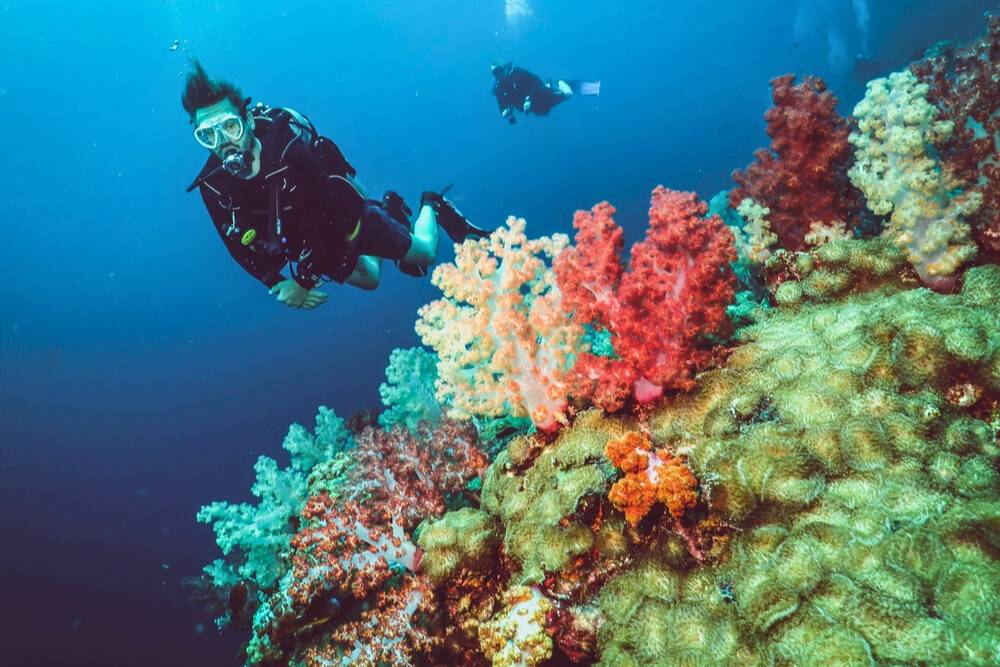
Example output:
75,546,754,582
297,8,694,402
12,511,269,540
596,247,1000,665
480,410,630,584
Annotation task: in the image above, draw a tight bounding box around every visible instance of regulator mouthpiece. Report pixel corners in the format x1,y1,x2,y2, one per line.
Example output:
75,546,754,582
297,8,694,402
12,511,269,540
222,149,248,176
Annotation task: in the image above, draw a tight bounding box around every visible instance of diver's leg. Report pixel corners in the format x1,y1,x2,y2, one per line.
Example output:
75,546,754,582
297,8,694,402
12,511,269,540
403,204,438,266
346,255,381,290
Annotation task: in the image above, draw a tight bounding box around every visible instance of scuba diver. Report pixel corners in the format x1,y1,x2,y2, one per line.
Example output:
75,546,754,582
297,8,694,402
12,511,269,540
182,61,486,309
491,62,600,124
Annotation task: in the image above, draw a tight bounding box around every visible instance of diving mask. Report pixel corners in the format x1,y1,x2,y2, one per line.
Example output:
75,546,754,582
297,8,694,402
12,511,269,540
194,112,246,149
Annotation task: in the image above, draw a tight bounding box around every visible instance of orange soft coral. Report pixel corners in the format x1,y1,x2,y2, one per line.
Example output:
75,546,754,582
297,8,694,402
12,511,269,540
605,432,697,526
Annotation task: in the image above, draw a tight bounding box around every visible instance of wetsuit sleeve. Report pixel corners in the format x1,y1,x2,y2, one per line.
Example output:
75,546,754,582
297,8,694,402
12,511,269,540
200,187,287,288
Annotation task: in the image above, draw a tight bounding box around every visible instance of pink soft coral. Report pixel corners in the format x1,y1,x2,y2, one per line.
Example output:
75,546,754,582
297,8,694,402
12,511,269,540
554,187,737,412
730,74,860,251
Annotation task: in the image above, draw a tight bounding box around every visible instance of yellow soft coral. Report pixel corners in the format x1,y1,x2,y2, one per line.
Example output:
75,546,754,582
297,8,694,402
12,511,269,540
416,217,580,432
848,70,980,290
735,198,778,263
478,586,553,667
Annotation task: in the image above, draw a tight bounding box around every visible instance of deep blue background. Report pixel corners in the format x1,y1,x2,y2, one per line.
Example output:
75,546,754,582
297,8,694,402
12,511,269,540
1,1,994,665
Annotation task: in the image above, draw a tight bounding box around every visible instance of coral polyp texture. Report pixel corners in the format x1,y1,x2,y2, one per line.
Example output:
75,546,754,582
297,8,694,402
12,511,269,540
194,17,1000,666
605,431,698,526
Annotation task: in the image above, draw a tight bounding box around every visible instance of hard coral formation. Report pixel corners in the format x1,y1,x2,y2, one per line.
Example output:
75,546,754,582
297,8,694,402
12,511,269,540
417,508,500,583
597,260,1000,665
555,187,737,412
764,236,913,307
481,410,631,585
731,74,860,251
416,216,580,432
849,69,981,290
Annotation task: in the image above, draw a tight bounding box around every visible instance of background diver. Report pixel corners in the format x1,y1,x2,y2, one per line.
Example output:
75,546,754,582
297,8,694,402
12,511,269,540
182,61,486,310
491,61,600,124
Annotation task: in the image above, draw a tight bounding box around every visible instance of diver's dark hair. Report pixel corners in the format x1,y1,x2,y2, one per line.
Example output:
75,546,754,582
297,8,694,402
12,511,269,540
181,60,246,121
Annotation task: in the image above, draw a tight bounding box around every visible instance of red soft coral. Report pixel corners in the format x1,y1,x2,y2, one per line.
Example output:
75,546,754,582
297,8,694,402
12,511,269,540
911,12,1000,260
300,577,440,667
730,74,861,251
555,187,737,412
289,420,485,606
257,419,485,661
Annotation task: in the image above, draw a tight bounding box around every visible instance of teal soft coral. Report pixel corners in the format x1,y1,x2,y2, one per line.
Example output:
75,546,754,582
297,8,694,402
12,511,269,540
196,408,352,606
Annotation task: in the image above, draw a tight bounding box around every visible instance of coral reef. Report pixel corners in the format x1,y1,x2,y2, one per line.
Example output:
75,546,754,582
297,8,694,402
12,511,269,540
478,586,553,667
231,419,484,665
731,74,860,252
554,188,737,411
193,17,1000,666
733,197,777,262
480,410,630,585
416,217,580,432
595,257,1000,665
196,407,353,597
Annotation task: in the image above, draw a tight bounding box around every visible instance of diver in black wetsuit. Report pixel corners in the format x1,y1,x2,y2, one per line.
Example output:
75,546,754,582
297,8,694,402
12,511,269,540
491,62,600,124
182,61,486,310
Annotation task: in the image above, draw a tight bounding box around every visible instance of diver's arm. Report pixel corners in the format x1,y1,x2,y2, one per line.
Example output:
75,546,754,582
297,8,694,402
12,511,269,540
346,255,381,290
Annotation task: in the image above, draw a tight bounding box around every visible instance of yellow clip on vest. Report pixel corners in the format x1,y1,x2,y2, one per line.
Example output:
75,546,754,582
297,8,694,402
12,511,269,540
346,219,362,241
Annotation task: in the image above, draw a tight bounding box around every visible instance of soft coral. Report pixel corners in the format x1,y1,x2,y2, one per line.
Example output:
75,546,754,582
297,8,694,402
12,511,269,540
555,187,736,412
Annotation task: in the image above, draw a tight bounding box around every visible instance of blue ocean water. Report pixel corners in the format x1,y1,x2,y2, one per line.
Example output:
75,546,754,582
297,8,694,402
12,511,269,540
0,1,994,665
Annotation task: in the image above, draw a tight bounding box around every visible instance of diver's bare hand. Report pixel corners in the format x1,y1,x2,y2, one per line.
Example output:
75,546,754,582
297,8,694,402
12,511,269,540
301,289,328,309
269,279,322,309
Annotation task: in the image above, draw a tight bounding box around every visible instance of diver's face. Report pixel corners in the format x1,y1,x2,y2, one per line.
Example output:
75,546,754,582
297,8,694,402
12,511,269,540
193,99,253,160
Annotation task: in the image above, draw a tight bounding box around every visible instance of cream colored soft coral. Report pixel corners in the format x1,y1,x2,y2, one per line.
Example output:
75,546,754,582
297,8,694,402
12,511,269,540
479,586,553,667
416,216,580,432
848,70,980,290
735,198,778,262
